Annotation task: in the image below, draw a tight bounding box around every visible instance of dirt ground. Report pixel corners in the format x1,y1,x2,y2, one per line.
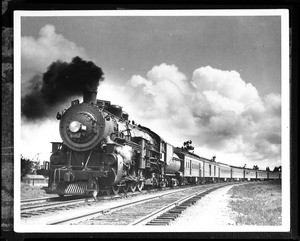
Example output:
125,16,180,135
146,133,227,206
21,183,57,200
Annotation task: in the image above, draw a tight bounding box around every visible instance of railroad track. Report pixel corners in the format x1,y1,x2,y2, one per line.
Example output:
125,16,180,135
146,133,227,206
48,182,235,225
131,186,224,226
21,197,91,218
20,185,182,219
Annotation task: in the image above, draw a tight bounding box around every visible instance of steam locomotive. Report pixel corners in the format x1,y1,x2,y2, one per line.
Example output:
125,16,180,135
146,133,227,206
46,91,281,197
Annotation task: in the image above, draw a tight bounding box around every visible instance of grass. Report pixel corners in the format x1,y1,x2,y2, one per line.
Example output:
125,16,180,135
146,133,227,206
228,180,282,226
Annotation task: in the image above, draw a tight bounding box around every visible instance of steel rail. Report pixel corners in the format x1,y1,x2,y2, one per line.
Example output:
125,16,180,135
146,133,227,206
21,197,91,213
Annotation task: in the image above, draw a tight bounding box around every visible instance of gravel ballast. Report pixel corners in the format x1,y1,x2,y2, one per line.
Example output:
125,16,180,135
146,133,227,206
171,184,238,226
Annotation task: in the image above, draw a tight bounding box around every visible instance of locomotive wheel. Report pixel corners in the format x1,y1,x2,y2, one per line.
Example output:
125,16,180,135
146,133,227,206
123,182,130,194
105,186,112,196
130,182,137,192
112,185,120,195
161,180,167,188
137,181,144,192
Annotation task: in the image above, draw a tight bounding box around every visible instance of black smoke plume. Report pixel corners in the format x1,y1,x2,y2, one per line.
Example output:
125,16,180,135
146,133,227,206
22,56,104,121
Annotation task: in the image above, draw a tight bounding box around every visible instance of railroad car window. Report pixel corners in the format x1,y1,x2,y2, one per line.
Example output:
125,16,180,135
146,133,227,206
214,166,216,176
209,165,211,175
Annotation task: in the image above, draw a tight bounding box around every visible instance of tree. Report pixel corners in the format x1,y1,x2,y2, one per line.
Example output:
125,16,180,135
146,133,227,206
266,167,270,171
21,155,34,179
36,168,49,177
273,166,282,172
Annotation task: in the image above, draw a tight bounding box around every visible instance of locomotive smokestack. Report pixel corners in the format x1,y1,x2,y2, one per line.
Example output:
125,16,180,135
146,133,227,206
83,91,97,103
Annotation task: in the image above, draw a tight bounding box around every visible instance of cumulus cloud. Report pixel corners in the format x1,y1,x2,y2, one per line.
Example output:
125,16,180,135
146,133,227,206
21,119,62,161
22,24,88,73
111,64,282,169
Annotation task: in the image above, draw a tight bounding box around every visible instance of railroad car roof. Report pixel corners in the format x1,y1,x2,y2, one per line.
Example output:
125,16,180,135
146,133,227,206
216,162,231,167
244,168,259,171
174,147,219,164
230,165,246,169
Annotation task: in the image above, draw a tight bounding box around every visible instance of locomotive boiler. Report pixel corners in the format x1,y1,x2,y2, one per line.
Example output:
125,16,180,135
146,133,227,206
47,90,182,197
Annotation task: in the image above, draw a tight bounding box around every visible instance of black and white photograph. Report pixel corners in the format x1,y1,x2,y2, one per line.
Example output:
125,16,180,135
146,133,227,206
13,9,290,233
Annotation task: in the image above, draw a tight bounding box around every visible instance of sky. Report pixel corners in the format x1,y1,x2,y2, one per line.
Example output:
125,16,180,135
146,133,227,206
19,11,286,170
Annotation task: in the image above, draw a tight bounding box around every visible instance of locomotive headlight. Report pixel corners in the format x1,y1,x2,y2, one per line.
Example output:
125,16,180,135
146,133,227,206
69,121,81,133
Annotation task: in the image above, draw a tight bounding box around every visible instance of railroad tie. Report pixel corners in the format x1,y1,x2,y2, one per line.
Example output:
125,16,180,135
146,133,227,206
168,209,183,214
146,219,170,225
146,222,169,226
156,215,178,220
145,190,213,226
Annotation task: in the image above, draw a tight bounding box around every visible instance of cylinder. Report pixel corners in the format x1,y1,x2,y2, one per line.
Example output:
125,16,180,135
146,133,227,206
104,153,118,165
101,154,124,186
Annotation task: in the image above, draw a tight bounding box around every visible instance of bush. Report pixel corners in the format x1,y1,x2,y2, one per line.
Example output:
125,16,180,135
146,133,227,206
21,155,34,179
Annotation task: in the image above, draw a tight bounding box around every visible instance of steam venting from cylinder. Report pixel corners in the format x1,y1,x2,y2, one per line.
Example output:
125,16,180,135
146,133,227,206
116,145,133,165
21,56,104,121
